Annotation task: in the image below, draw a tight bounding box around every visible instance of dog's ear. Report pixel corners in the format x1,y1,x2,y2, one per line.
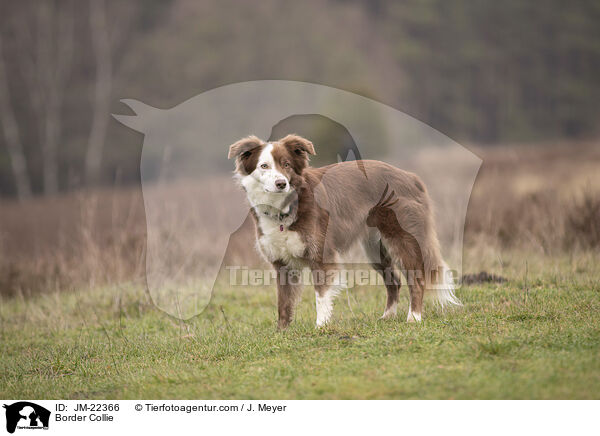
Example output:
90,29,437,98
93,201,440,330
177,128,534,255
228,136,264,174
280,134,315,174
279,134,316,157
228,135,263,160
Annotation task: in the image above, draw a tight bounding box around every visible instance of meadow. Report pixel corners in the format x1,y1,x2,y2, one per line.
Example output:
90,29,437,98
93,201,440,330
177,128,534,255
1,250,599,399
1,141,599,399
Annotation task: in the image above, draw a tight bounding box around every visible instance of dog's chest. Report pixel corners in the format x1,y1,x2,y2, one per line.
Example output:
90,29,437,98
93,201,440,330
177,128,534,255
257,218,305,265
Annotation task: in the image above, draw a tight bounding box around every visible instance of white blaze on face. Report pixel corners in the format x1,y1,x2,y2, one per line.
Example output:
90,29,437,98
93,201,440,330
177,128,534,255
240,143,292,212
253,143,289,193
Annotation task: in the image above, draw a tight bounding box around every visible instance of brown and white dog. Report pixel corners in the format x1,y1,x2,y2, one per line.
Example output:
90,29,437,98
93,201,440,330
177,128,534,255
228,134,460,329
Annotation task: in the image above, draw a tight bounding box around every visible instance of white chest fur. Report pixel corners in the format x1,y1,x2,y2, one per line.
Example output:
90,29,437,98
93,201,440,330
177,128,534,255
257,216,305,265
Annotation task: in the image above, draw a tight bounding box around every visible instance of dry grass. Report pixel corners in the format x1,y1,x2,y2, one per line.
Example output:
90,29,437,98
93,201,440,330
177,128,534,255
465,140,600,254
0,186,147,297
0,140,599,297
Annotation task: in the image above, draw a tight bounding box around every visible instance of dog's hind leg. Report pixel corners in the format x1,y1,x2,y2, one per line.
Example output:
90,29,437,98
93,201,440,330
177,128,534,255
364,237,401,319
402,254,426,322
379,243,402,319
382,232,426,322
406,284,424,322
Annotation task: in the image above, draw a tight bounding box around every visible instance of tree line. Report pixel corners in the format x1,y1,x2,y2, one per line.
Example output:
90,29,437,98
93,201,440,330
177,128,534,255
0,0,598,198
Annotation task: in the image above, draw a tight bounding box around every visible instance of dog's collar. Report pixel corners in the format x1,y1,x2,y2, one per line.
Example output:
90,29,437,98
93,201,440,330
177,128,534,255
261,203,296,221
258,198,298,230
277,209,293,221
261,210,289,219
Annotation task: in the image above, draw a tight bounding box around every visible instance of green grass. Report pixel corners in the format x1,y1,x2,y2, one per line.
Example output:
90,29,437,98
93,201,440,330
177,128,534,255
1,254,599,399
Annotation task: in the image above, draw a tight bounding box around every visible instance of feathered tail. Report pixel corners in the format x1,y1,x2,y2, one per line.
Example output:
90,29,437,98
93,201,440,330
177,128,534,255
422,217,462,309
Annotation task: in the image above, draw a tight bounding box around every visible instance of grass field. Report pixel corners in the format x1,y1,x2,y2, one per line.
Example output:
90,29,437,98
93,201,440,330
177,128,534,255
2,252,599,399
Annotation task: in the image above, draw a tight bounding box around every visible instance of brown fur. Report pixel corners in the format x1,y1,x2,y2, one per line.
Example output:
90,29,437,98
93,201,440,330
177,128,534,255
228,135,263,174
229,134,451,328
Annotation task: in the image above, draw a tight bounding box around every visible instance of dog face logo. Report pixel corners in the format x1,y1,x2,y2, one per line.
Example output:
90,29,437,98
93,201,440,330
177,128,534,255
3,402,50,433
113,80,481,320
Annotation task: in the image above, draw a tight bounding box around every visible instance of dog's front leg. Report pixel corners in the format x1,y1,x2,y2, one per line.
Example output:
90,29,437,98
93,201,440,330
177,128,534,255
311,264,343,328
275,263,303,330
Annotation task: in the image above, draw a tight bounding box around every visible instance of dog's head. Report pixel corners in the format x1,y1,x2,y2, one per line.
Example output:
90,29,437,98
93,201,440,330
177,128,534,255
228,134,315,193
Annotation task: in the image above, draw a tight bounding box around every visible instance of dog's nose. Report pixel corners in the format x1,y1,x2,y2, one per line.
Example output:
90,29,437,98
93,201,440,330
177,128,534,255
275,179,288,190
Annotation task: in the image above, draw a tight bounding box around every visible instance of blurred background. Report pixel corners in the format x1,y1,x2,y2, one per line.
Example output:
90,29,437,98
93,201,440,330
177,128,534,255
0,0,599,297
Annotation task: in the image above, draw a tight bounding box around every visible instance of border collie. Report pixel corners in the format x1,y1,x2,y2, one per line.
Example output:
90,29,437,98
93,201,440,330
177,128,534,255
228,134,460,329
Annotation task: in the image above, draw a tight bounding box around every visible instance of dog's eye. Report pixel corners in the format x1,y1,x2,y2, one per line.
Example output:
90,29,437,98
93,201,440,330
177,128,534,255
284,162,290,168
260,163,269,169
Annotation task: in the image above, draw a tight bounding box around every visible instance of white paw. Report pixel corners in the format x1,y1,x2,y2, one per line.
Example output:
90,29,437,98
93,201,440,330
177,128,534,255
315,290,334,328
381,303,398,319
407,311,422,323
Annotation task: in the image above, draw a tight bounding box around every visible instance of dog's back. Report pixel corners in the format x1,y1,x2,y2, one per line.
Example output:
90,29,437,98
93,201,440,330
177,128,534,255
229,135,460,327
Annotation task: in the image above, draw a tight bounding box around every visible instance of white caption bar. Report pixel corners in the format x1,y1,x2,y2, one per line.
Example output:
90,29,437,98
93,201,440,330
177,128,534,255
1,400,597,436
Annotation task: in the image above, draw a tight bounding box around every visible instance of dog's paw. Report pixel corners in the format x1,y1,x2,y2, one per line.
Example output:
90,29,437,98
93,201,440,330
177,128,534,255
277,319,291,330
380,310,397,320
406,311,422,323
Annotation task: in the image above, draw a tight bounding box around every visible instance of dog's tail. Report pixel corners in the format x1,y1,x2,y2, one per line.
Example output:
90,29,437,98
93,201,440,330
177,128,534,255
425,260,462,308
422,219,462,309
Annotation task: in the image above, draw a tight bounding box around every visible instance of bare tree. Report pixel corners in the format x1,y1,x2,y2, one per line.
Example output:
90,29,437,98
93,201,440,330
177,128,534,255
13,2,74,195
85,0,112,185
0,37,32,200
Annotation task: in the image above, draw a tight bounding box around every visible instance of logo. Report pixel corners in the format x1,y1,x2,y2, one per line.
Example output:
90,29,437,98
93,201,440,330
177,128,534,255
113,80,481,320
3,402,50,434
